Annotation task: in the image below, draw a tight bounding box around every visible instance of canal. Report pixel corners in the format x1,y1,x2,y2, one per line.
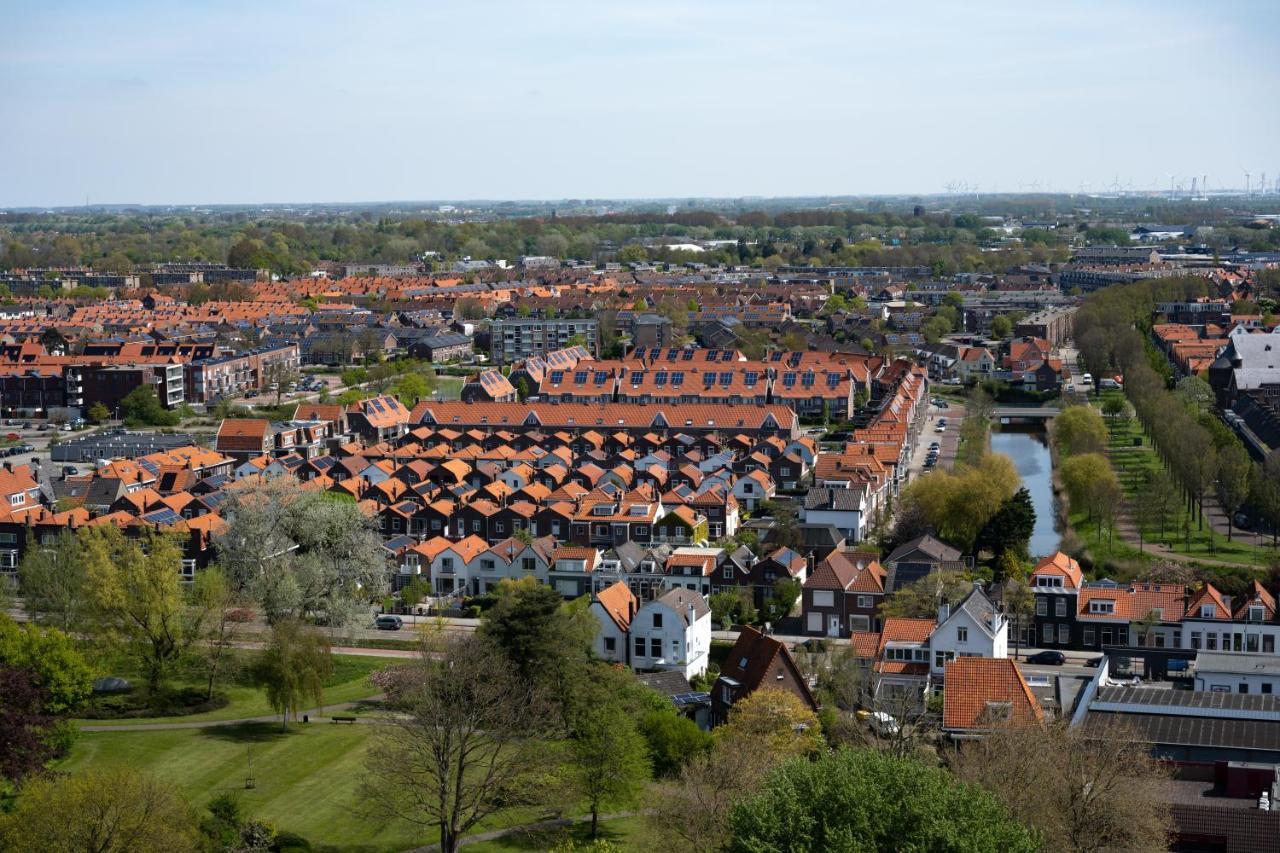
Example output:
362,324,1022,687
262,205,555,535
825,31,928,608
990,427,1060,558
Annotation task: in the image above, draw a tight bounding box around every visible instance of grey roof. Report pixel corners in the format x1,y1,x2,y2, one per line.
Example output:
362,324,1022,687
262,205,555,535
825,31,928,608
635,670,694,698
953,585,999,637
1194,652,1280,677
1094,685,1280,716
655,587,710,625
803,486,865,511
886,534,962,565
1081,710,1280,753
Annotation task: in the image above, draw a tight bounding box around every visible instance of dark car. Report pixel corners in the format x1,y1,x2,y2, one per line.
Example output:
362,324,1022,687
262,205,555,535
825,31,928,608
1084,656,1104,668
374,614,403,631
1026,650,1066,666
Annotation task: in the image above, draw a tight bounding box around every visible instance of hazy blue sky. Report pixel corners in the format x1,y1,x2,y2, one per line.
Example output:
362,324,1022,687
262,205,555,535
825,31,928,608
3,0,1278,206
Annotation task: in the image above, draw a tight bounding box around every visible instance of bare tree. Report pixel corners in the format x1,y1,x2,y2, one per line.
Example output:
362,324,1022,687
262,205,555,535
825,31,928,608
949,719,1172,853
360,635,550,853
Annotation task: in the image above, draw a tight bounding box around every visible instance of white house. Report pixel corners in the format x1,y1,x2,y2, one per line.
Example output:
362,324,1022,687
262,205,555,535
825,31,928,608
1193,652,1280,695
628,588,712,679
427,535,489,595
801,486,869,543
929,585,1008,678
732,469,775,511
590,580,638,665
472,536,557,594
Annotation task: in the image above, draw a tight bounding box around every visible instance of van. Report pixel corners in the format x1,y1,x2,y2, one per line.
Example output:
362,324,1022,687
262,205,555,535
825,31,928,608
1099,378,1121,390
374,614,403,631
1081,373,1093,385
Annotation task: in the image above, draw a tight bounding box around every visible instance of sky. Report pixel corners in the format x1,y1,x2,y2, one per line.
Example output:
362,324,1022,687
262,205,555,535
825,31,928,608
2,0,1279,207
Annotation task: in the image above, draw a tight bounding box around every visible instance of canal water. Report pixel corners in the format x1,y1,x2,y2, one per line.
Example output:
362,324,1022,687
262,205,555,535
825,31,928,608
990,427,1061,558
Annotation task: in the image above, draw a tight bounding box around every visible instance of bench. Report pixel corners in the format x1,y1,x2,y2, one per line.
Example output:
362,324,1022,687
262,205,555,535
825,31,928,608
331,715,357,724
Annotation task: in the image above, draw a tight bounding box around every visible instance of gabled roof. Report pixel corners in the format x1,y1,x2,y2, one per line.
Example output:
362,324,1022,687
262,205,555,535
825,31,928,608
1185,583,1232,620
594,580,637,632
1031,551,1083,590
653,587,710,625
886,533,962,564
942,657,1044,732
717,625,817,710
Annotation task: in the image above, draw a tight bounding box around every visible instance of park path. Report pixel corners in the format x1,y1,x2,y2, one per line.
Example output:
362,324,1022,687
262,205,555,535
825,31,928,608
405,812,643,853
77,693,387,732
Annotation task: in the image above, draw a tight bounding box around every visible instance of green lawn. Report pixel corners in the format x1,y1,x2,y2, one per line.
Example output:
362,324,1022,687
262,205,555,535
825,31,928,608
59,723,424,852
435,376,465,401
76,653,386,727
1085,391,1275,568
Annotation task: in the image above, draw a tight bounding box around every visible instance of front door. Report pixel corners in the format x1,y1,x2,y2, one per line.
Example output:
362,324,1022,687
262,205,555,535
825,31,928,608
828,616,841,637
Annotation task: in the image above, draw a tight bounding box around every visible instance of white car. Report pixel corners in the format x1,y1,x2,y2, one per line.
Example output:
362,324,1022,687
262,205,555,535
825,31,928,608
870,711,900,736
935,425,946,433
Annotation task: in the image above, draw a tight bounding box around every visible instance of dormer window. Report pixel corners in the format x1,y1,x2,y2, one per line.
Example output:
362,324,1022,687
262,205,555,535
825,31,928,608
1199,604,1215,619
1248,606,1265,622
1089,600,1115,615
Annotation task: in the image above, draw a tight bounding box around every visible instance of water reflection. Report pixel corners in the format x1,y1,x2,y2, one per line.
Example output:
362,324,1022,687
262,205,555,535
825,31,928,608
990,427,1060,558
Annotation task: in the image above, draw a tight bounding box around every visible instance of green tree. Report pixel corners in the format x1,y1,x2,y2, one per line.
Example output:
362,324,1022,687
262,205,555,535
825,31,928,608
117,385,180,427
899,453,1019,552
728,749,1038,853
974,487,1036,561
878,571,976,619
87,401,111,424
990,314,1013,338
719,688,823,761
762,578,801,624
569,703,652,838
1101,394,1128,431
0,615,92,715
253,618,332,730
638,709,713,778
1054,404,1107,456
1215,444,1252,540
0,768,201,853
82,527,193,692
479,577,592,682
18,530,90,630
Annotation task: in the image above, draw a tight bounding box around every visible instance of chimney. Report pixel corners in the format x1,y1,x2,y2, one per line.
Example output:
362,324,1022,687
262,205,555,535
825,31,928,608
938,601,951,623
688,603,696,625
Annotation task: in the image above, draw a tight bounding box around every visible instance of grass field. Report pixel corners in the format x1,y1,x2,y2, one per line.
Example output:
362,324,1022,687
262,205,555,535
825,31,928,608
60,723,424,852
76,653,386,727
1084,391,1275,569
435,376,465,401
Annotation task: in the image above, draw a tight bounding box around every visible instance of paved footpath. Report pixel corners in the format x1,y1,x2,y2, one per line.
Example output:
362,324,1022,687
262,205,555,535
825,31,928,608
77,693,387,732
405,812,643,853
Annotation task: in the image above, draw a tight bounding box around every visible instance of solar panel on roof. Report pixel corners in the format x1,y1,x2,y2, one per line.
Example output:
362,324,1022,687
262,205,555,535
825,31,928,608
141,508,181,525
681,350,694,361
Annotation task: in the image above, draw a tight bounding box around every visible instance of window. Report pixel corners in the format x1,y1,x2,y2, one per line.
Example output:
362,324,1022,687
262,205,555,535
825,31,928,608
431,518,442,530
1055,598,1066,617
1240,684,1249,695
723,565,733,579
650,638,661,658
634,636,645,658
604,637,616,653
935,650,955,669
1200,604,1215,619
441,557,454,571
1191,632,1202,649
1035,598,1047,616
1207,633,1218,650
1042,624,1053,643
1089,600,1116,615
1266,636,1275,654
857,595,874,609
1263,683,1273,695
1248,606,1266,622
1083,628,1095,646
481,559,495,570
522,557,536,572
812,590,834,608
0,533,15,544
8,494,23,507
653,612,663,628
957,627,968,643
0,551,17,571
180,559,196,580
494,522,504,534
780,467,792,477
1058,625,1070,644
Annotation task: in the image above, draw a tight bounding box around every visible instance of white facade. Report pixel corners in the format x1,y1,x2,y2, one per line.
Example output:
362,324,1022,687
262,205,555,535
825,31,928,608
590,602,631,665
929,594,1008,677
802,505,865,543
629,591,712,679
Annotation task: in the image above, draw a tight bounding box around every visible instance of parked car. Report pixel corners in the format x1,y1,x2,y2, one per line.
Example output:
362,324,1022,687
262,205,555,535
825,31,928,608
935,425,946,433
1026,650,1065,666
869,710,900,736
1084,656,1104,668
374,614,403,631
1234,513,1251,530
1167,658,1190,673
